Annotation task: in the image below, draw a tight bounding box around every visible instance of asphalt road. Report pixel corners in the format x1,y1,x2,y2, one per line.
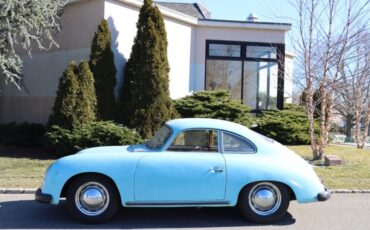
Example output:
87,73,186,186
0,193,369,229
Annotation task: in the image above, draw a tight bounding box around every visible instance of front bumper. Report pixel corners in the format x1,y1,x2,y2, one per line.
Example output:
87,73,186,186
317,188,331,201
35,188,52,204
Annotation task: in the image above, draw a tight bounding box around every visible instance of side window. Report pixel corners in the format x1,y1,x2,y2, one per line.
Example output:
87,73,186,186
167,130,218,152
222,132,256,153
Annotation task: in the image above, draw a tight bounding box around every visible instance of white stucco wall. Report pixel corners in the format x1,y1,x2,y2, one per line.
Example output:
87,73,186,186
104,0,139,95
104,0,195,99
284,52,295,103
164,17,195,99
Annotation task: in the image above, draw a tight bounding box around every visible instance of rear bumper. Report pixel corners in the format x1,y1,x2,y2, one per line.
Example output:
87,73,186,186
35,188,52,204
317,188,331,201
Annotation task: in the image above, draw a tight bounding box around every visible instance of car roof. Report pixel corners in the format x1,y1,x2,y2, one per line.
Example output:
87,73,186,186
166,118,249,133
165,118,277,152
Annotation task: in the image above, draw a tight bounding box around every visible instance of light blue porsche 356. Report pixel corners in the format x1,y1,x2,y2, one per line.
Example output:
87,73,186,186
36,118,330,223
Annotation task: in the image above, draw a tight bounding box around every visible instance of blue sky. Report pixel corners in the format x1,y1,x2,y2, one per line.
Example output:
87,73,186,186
159,0,369,52
159,0,296,23
159,0,298,50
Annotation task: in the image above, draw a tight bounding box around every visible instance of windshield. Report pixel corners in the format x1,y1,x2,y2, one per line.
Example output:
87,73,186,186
145,125,172,150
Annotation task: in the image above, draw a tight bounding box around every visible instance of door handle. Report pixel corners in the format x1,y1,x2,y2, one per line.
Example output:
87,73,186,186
210,167,224,173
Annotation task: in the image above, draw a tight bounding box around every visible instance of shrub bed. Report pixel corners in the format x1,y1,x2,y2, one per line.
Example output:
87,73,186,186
252,104,316,145
45,121,142,155
174,90,254,127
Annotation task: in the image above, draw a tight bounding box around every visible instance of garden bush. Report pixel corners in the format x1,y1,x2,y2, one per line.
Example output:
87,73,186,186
174,90,254,127
0,122,46,147
252,104,316,145
45,121,142,155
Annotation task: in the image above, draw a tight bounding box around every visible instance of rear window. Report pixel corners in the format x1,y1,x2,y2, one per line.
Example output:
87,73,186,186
222,131,257,153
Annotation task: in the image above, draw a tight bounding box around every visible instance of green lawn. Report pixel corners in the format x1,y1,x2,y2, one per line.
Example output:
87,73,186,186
0,152,55,188
289,145,370,189
0,145,369,189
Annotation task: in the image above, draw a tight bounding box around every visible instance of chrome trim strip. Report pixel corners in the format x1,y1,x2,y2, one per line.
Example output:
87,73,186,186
125,201,230,206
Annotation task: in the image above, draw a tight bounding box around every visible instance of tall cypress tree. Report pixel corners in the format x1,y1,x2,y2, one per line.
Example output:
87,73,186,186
48,60,97,129
118,0,174,138
48,61,79,129
89,19,117,121
75,60,97,127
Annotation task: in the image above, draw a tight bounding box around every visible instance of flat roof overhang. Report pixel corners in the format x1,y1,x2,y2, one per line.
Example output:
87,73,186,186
69,0,291,31
198,19,291,31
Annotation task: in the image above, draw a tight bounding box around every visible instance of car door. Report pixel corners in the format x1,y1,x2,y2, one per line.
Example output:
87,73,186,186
134,129,226,203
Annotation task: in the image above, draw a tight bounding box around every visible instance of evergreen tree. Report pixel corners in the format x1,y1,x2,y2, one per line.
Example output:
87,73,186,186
48,62,79,129
118,0,174,138
89,19,117,120
74,60,97,127
0,0,66,88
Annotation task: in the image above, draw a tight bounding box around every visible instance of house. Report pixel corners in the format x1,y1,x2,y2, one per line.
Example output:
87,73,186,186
0,0,293,124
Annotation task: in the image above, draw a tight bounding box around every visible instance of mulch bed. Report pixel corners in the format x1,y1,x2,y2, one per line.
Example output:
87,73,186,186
0,146,61,159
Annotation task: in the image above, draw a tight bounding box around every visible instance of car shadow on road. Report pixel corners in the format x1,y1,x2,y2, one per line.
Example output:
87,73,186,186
0,200,295,229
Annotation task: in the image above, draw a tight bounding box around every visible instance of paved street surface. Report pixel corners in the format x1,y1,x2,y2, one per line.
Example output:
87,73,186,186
0,193,369,229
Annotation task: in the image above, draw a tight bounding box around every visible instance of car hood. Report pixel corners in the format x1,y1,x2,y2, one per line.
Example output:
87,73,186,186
76,146,131,155
55,145,137,167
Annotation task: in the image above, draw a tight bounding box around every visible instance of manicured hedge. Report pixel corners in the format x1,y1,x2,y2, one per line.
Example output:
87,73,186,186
252,104,316,145
45,121,142,155
174,90,254,127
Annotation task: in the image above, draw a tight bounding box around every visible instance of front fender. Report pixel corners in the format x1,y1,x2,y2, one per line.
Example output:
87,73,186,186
41,154,138,205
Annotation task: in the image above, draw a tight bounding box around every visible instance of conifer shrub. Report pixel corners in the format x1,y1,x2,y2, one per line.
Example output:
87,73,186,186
174,90,254,127
118,0,175,138
47,61,80,129
252,104,316,145
48,60,97,129
74,60,97,127
89,19,117,121
45,121,142,155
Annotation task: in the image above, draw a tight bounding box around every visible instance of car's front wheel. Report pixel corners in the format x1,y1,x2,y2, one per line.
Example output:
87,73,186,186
239,182,290,224
66,175,119,223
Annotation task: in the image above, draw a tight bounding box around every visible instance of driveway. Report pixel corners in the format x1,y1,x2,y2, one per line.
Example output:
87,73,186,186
0,193,369,229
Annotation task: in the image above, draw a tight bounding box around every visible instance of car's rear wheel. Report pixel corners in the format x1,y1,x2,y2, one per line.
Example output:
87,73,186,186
66,175,119,223
239,182,290,224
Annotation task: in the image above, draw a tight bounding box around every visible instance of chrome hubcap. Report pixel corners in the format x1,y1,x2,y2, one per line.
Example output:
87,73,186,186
75,182,109,216
248,182,281,216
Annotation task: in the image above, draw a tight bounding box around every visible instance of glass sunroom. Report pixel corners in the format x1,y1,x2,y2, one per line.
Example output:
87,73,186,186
205,40,285,110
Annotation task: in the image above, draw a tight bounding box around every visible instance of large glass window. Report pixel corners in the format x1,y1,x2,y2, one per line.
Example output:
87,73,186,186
246,46,277,59
205,41,283,110
209,44,241,57
243,61,278,110
167,130,218,152
206,60,242,100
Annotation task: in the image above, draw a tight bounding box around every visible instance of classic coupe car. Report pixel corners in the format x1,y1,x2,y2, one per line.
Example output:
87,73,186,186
36,118,330,223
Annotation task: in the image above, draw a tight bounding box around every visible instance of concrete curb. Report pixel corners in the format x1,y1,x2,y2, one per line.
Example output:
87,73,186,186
1,188,370,194
0,188,37,194
332,189,370,193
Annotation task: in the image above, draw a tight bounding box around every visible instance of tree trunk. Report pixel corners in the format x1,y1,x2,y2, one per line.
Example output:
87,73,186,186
324,92,332,145
344,114,353,142
305,86,319,160
354,106,361,148
360,105,370,148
